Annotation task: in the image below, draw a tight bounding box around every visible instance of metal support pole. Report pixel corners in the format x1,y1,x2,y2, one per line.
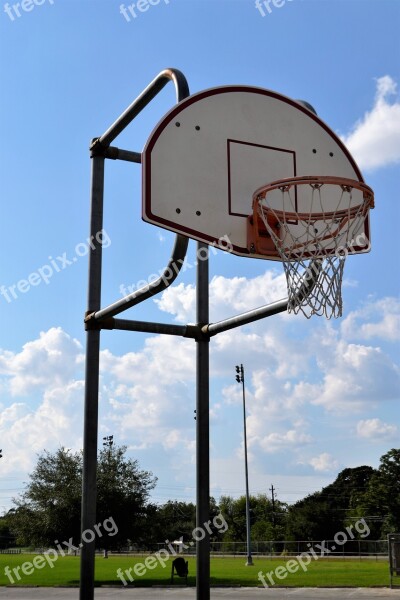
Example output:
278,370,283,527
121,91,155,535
80,69,190,600
80,152,105,600
196,242,210,600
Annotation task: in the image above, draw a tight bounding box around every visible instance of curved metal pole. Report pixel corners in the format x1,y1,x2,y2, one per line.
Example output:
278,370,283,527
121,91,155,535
98,68,189,148
86,69,190,324
85,69,190,324
92,233,188,321
80,69,190,600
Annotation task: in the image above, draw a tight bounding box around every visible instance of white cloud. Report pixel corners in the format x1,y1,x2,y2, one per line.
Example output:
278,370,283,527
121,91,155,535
155,282,196,322
309,453,340,473
356,418,397,440
0,382,84,475
341,297,400,342
257,429,312,453
0,329,86,478
341,75,400,171
0,327,83,396
156,270,287,323
1,268,399,507
312,339,400,413
100,336,196,448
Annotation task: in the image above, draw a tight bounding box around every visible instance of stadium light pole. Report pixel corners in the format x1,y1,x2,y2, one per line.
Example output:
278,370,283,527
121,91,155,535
102,435,113,459
235,364,253,566
101,435,113,559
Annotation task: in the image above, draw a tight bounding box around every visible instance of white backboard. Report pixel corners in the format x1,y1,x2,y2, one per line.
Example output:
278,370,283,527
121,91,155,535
142,86,369,260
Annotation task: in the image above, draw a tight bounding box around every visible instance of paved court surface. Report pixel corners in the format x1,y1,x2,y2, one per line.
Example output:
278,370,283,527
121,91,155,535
0,588,399,599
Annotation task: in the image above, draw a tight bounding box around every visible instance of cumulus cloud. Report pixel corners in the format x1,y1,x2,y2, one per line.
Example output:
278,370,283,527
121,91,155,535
257,429,312,453
0,327,83,396
156,270,287,323
356,418,397,440
0,328,86,478
341,75,400,171
100,336,196,448
341,297,400,342
1,264,399,505
309,453,340,473
312,340,400,413
0,382,84,475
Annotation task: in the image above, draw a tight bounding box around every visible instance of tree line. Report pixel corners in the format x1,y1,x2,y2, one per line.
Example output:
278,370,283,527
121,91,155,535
1,446,398,550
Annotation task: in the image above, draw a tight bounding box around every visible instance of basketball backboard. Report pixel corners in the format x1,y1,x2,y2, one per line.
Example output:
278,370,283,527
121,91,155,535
142,86,370,260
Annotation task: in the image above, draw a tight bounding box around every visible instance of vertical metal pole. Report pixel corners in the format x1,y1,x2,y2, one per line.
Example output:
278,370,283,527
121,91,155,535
241,365,253,566
196,242,210,600
80,151,105,600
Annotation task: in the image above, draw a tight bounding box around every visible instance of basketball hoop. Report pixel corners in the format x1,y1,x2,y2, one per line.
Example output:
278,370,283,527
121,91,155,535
248,176,374,319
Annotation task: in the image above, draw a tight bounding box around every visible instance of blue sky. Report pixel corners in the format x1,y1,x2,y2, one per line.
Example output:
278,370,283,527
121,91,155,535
0,0,399,515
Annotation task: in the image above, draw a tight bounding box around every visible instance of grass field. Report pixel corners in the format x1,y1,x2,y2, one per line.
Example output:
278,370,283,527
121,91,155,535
0,554,392,587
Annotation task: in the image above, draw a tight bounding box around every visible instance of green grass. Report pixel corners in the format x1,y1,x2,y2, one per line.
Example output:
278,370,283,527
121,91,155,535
0,554,391,587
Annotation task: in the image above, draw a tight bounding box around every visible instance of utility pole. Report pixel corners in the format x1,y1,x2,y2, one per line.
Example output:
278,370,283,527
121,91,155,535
235,364,253,566
269,484,276,526
269,484,276,553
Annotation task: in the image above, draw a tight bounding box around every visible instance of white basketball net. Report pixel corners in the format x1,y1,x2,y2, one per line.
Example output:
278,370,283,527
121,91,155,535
256,178,374,319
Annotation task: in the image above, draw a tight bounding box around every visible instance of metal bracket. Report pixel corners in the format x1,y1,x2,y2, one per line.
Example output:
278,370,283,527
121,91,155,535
89,138,107,158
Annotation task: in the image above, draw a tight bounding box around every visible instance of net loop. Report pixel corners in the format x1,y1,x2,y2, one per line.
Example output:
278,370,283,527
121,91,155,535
252,176,374,319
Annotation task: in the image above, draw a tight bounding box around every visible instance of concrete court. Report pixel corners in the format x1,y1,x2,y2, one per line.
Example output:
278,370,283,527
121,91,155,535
0,588,399,599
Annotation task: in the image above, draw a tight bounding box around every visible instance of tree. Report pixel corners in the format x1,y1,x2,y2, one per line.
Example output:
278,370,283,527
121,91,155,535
250,493,287,542
145,497,220,548
10,448,82,547
349,449,400,538
0,515,16,549
152,501,196,543
9,445,157,549
218,494,287,544
287,466,376,541
96,444,157,549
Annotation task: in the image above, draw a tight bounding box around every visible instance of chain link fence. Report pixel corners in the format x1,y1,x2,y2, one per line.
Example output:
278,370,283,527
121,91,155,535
152,539,388,560
206,539,388,560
